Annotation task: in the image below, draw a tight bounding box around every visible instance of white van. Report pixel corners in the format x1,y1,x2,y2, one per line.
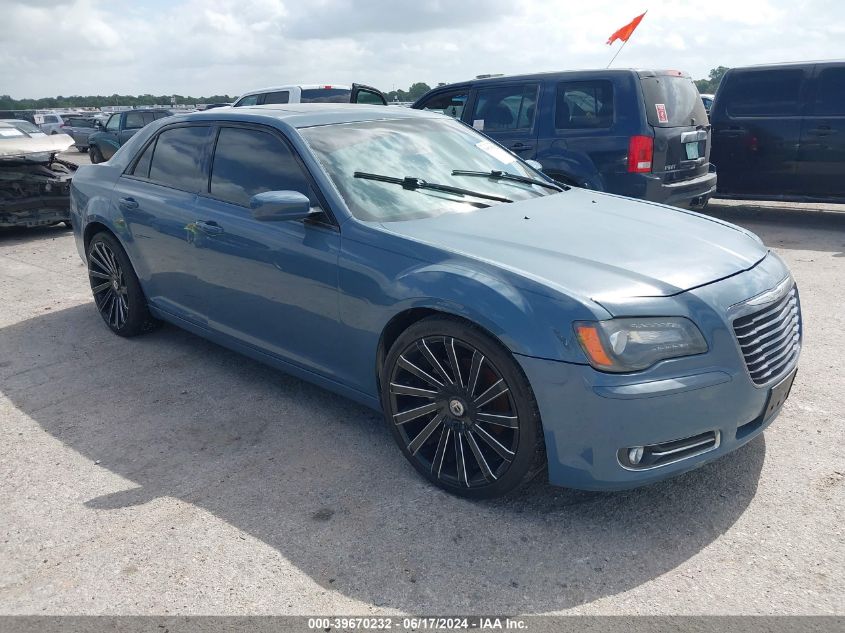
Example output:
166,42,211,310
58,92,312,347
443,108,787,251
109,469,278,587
232,83,387,107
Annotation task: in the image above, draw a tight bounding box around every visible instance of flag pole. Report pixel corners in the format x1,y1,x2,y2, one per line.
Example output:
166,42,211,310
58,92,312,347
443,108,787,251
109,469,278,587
606,39,629,68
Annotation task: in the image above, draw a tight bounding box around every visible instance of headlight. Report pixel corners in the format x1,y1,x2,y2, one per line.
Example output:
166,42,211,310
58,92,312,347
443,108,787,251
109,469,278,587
574,317,707,372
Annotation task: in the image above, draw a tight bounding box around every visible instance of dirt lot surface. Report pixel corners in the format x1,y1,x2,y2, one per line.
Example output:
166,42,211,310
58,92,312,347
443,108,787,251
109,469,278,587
1,175,843,614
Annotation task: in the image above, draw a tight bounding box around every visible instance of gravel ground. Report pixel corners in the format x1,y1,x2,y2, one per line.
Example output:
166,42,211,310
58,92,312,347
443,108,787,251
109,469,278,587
0,178,843,615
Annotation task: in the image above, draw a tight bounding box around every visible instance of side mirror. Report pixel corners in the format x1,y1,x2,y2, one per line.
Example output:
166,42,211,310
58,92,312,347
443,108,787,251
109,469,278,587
525,159,543,172
249,191,314,222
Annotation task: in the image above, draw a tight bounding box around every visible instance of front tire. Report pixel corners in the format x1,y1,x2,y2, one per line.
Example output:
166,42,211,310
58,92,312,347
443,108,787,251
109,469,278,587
381,316,545,499
87,232,156,337
89,145,104,164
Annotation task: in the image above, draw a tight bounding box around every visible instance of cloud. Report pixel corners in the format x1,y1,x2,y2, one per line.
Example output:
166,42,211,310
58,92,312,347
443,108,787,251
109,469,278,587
1,0,842,99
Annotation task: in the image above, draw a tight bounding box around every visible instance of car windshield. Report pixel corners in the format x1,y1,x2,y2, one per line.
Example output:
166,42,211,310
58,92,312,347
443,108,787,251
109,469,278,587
300,117,554,221
3,120,44,136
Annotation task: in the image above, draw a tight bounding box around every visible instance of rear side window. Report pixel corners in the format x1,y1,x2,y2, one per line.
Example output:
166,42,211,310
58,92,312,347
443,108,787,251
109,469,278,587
148,126,210,192
813,67,845,116
640,75,708,126
722,70,804,117
44,115,58,123
556,81,614,129
418,90,468,119
209,127,317,207
125,112,145,130
300,88,352,103
472,84,539,131
263,91,289,104
154,111,170,120
131,139,156,179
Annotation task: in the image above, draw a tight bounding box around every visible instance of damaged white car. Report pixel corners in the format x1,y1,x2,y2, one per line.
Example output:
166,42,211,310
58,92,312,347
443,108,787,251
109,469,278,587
0,121,77,228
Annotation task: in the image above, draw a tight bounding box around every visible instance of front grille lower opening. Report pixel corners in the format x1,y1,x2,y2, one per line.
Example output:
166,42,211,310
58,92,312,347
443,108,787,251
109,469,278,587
618,430,720,471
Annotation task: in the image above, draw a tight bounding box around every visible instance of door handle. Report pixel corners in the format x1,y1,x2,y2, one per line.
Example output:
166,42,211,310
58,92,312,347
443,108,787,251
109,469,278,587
194,220,224,235
510,142,533,151
809,126,837,136
118,197,138,210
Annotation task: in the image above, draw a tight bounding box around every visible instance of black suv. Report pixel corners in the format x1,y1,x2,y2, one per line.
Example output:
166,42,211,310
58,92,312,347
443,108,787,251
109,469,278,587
710,61,845,202
412,69,716,208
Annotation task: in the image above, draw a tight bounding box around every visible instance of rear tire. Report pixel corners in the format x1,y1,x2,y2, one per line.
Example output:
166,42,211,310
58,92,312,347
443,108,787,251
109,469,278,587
381,316,546,499
86,232,157,337
78,145,88,153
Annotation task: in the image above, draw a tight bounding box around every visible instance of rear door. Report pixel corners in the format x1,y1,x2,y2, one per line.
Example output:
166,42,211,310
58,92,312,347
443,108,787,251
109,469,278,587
351,83,387,105
796,64,845,199
638,72,711,187
710,67,809,196
115,124,213,326
467,82,540,158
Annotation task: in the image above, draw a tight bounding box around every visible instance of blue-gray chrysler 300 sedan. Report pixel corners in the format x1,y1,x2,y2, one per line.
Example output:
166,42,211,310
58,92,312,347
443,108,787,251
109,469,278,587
69,105,802,498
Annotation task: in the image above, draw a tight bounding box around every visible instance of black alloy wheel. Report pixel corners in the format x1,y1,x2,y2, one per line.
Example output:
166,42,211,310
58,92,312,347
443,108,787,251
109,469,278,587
87,232,156,336
383,317,545,498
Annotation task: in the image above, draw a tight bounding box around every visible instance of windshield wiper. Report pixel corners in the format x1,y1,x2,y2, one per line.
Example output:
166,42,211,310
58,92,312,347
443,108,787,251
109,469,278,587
451,169,567,192
354,172,513,204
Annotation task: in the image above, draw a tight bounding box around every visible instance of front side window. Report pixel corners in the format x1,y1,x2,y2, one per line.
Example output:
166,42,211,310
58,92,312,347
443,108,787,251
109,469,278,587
154,111,171,120
301,117,554,222
44,115,58,123
814,67,845,116
471,84,539,132
724,70,804,117
125,112,145,130
263,91,289,105
418,90,468,119
106,115,120,132
209,127,317,208
148,126,210,192
236,95,260,107
556,81,614,129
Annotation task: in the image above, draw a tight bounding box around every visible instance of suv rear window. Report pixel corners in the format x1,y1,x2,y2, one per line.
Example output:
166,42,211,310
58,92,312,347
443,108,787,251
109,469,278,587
640,75,707,127
721,69,804,117
300,88,351,103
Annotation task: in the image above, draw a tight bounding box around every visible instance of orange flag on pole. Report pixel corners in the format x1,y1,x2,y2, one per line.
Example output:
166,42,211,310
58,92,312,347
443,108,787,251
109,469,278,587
607,11,647,45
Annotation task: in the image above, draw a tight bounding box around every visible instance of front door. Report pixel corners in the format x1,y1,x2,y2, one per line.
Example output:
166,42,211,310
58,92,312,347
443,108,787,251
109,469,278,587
466,82,540,159
100,113,122,159
797,64,845,199
190,124,342,377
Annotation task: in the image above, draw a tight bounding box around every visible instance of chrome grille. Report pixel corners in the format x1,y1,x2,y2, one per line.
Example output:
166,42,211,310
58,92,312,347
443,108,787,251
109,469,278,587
733,285,801,385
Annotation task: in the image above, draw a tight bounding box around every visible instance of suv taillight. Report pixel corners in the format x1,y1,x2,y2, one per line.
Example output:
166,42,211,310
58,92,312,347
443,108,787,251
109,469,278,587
627,135,653,173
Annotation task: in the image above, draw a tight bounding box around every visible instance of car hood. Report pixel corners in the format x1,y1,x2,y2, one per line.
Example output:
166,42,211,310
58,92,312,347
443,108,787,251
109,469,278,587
0,133,74,159
378,188,768,302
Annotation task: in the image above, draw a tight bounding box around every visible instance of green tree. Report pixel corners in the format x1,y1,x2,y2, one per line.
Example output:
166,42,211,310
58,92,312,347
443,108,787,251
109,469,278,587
695,66,730,94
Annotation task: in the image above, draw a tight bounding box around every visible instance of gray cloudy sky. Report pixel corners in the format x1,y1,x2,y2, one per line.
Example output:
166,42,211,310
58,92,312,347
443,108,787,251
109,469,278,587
3,0,843,98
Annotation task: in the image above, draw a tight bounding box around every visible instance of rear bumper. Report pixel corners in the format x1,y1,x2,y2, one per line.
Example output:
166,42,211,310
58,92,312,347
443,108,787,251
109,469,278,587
516,354,786,491
644,169,718,208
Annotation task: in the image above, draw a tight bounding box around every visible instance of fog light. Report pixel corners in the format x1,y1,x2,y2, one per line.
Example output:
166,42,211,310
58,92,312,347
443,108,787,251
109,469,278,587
628,446,645,465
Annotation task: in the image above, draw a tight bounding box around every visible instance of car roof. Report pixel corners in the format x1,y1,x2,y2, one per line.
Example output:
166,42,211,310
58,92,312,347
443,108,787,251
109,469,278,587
168,103,443,128
430,68,690,89
238,84,352,97
726,59,845,72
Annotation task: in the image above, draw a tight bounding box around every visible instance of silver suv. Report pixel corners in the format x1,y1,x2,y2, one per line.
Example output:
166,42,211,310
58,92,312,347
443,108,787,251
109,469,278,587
232,83,386,107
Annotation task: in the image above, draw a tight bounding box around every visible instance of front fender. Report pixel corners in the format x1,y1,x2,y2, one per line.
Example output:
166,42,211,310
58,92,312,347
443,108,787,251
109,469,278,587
337,224,603,398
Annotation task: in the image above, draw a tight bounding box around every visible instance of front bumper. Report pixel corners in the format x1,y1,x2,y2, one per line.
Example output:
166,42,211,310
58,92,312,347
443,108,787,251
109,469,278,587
518,254,799,491
517,354,785,490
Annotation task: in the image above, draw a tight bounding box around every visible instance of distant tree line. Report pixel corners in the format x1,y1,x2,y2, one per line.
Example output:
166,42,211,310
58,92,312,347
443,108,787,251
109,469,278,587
694,66,729,94
0,94,234,110
0,70,729,111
